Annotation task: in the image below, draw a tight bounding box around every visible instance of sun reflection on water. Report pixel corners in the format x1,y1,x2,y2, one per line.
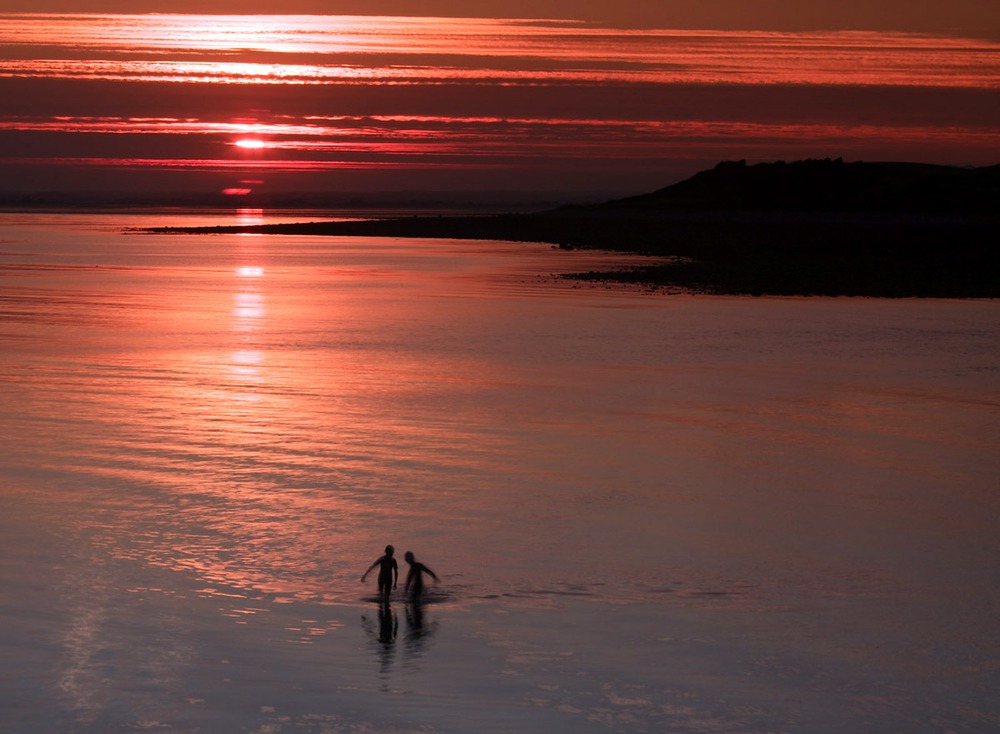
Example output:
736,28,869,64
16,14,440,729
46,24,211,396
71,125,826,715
228,349,263,383
236,209,265,226
232,290,264,321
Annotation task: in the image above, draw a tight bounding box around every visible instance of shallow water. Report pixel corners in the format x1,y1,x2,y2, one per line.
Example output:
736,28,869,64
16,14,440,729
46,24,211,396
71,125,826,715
1,212,998,732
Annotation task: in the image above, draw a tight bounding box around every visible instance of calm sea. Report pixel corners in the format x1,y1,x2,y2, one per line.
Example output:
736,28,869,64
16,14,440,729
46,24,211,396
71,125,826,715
2,212,998,733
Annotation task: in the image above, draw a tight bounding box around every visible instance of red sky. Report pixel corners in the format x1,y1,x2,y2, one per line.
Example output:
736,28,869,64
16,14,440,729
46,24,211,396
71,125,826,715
0,5,996,202
4,1,998,35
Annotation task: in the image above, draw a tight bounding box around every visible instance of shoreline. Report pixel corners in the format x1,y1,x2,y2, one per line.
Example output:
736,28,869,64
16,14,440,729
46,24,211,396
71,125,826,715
145,208,1000,298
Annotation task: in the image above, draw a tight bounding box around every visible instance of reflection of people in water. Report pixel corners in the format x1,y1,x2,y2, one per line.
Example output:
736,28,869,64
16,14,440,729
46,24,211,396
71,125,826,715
403,551,438,602
360,602,398,687
361,544,398,600
375,603,397,644
403,600,438,656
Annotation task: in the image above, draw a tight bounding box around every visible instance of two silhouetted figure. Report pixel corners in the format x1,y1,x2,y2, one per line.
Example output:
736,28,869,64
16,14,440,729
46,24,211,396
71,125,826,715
362,545,437,602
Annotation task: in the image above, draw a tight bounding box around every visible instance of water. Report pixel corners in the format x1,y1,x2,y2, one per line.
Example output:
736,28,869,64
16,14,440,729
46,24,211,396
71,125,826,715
2,212,998,732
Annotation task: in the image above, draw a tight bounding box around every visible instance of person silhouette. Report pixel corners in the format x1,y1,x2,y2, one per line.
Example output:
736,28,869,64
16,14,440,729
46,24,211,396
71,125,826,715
403,551,438,602
361,545,398,600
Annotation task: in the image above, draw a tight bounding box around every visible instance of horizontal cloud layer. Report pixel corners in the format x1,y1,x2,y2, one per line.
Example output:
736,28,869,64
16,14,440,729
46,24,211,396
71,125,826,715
0,14,996,195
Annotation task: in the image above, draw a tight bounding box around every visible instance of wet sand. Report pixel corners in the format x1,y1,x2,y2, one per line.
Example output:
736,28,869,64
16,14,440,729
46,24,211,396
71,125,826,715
5,533,997,733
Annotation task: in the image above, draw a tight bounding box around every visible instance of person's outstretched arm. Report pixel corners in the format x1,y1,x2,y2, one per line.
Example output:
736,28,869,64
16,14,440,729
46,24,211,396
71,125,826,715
360,559,378,582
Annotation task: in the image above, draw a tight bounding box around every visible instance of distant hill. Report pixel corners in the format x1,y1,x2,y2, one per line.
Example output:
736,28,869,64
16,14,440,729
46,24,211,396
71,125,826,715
597,159,1000,213
150,158,1000,297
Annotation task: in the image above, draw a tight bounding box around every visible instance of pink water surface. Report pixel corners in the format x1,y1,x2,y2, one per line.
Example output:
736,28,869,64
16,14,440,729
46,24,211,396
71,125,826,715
1,212,998,732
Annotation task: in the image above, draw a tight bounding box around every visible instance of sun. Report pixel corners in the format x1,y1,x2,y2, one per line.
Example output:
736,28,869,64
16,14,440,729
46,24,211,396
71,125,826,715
234,138,267,149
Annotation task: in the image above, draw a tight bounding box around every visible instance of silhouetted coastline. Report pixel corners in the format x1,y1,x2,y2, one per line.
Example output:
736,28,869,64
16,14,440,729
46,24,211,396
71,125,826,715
147,159,1000,297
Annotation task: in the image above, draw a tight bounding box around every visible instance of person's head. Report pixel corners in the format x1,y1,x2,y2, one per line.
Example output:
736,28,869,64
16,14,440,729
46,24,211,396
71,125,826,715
384,545,394,556
404,551,414,563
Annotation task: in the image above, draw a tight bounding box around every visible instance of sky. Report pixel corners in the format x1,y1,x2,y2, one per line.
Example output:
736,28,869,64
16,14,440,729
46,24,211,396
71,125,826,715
4,1,999,35
0,3,997,203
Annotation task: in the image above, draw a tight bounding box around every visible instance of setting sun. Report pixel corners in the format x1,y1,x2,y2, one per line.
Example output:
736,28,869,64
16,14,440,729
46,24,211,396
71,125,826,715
234,139,267,149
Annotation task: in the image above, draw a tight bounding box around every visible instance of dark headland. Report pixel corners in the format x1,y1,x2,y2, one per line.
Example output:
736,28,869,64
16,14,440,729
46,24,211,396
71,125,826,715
150,159,1000,297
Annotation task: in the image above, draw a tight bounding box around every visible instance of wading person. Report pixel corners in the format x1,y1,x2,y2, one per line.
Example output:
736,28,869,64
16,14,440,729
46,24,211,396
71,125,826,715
361,544,398,600
403,551,438,602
